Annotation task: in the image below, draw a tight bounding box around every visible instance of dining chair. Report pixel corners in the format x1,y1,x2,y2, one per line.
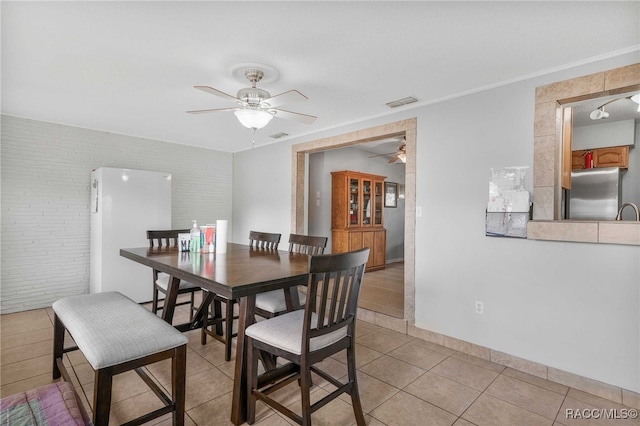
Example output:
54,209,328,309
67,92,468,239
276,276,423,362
249,231,281,249
245,247,370,426
254,233,328,318
147,229,201,321
201,232,282,361
287,233,328,255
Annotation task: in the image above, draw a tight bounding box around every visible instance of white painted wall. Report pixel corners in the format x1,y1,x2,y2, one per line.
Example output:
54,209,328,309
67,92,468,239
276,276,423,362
232,139,294,245
232,53,640,393
573,120,635,150
1,116,232,313
416,75,639,394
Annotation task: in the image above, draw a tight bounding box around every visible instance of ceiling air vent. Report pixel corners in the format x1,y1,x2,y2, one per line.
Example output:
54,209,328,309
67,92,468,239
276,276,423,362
386,96,418,108
270,132,289,139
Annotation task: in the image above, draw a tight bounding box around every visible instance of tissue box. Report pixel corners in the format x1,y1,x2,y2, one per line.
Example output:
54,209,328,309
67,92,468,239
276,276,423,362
178,233,190,252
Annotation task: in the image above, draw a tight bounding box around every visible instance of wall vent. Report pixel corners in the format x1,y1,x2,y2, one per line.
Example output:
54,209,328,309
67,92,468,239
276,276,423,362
386,96,418,108
270,132,289,139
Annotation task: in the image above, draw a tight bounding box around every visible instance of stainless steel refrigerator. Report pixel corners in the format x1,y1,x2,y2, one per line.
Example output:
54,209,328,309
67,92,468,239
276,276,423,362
90,167,172,302
569,167,621,220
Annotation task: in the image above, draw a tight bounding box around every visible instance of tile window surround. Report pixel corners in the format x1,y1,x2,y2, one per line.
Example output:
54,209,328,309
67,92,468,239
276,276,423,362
529,63,640,245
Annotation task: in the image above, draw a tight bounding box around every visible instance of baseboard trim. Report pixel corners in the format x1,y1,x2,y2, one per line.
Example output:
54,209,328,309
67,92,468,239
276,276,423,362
356,308,639,410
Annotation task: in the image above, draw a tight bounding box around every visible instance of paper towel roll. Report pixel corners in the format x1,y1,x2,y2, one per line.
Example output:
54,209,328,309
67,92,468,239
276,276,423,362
216,219,228,253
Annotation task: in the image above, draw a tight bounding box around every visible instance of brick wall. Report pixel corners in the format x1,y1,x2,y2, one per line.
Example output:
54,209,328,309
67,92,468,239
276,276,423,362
1,115,232,313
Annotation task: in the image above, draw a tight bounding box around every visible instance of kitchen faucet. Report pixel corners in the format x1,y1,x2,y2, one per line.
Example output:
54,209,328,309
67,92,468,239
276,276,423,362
615,202,640,221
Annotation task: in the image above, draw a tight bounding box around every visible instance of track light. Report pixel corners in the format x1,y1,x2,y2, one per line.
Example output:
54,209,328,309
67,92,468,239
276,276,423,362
631,94,640,112
590,93,640,120
589,108,609,120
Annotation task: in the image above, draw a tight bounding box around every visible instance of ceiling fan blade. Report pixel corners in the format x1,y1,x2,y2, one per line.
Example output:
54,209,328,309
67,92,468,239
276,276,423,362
194,86,245,105
263,90,308,108
388,155,400,163
186,107,236,114
269,108,317,124
368,151,399,159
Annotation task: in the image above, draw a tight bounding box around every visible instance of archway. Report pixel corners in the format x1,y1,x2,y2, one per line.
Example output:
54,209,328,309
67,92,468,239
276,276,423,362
291,118,417,324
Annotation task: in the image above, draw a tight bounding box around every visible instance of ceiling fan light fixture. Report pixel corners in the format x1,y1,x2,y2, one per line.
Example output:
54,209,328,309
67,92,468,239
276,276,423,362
234,108,273,130
397,152,407,163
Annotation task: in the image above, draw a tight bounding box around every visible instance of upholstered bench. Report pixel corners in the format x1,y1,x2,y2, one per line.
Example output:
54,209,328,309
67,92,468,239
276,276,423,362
52,291,188,426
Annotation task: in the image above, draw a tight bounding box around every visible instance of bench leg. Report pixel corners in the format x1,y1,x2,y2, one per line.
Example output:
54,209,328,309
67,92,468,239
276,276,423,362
52,314,65,379
172,345,187,426
93,368,114,426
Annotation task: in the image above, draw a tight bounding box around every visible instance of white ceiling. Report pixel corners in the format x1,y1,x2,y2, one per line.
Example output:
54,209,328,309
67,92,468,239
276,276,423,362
2,2,639,153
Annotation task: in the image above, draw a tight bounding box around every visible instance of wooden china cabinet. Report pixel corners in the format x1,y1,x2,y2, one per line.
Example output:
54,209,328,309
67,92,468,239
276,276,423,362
331,170,386,271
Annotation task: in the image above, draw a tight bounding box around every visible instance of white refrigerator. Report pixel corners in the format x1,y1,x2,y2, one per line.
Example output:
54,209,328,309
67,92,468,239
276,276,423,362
90,167,172,302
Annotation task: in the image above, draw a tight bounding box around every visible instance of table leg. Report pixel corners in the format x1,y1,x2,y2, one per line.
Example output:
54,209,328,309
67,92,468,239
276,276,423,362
190,291,214,330
161,275,180,324
230,294,256,426
167,286,214,333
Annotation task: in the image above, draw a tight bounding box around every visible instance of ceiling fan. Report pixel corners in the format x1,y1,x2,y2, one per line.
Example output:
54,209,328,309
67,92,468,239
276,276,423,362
187,68,317,131
368,140,407,163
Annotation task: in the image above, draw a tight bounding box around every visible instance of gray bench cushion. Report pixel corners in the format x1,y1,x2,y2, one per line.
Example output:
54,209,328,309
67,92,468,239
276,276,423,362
52,292,188,369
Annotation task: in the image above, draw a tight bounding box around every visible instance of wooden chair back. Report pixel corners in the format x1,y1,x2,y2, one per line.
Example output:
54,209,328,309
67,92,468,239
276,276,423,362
302,248,370,353
249,231,281,249
147,229,189,248
288,234,328,255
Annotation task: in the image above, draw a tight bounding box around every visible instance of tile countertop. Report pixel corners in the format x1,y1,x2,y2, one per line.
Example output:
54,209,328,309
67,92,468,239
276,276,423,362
528,220,640,246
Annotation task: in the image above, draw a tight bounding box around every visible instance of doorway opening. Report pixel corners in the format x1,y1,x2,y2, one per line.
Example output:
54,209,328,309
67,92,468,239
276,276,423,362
291,118,417,324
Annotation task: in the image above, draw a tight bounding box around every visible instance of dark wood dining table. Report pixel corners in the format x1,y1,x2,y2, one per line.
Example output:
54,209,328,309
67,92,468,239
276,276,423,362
120,243,310,425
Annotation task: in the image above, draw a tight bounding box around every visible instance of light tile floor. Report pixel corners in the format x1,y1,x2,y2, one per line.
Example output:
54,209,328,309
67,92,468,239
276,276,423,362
2,303,639,426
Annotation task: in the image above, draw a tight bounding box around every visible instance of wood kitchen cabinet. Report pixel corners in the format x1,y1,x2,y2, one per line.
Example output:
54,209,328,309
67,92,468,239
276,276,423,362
331,170,386,271
571,145,630,170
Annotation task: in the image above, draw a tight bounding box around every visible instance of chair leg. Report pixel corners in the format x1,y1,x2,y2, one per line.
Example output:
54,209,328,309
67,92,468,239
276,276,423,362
225,300,234,361
300,360,313,426
172,345,187,426
200,297,211,345
188,291,195,322
346,343,366,426
213,299,223,336
246,338,258,425
201,298,225,347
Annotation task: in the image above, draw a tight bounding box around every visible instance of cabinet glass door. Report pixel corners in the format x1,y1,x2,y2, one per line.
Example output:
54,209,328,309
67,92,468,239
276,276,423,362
374,181,383,225
362,179,372,225
349,178,359,226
